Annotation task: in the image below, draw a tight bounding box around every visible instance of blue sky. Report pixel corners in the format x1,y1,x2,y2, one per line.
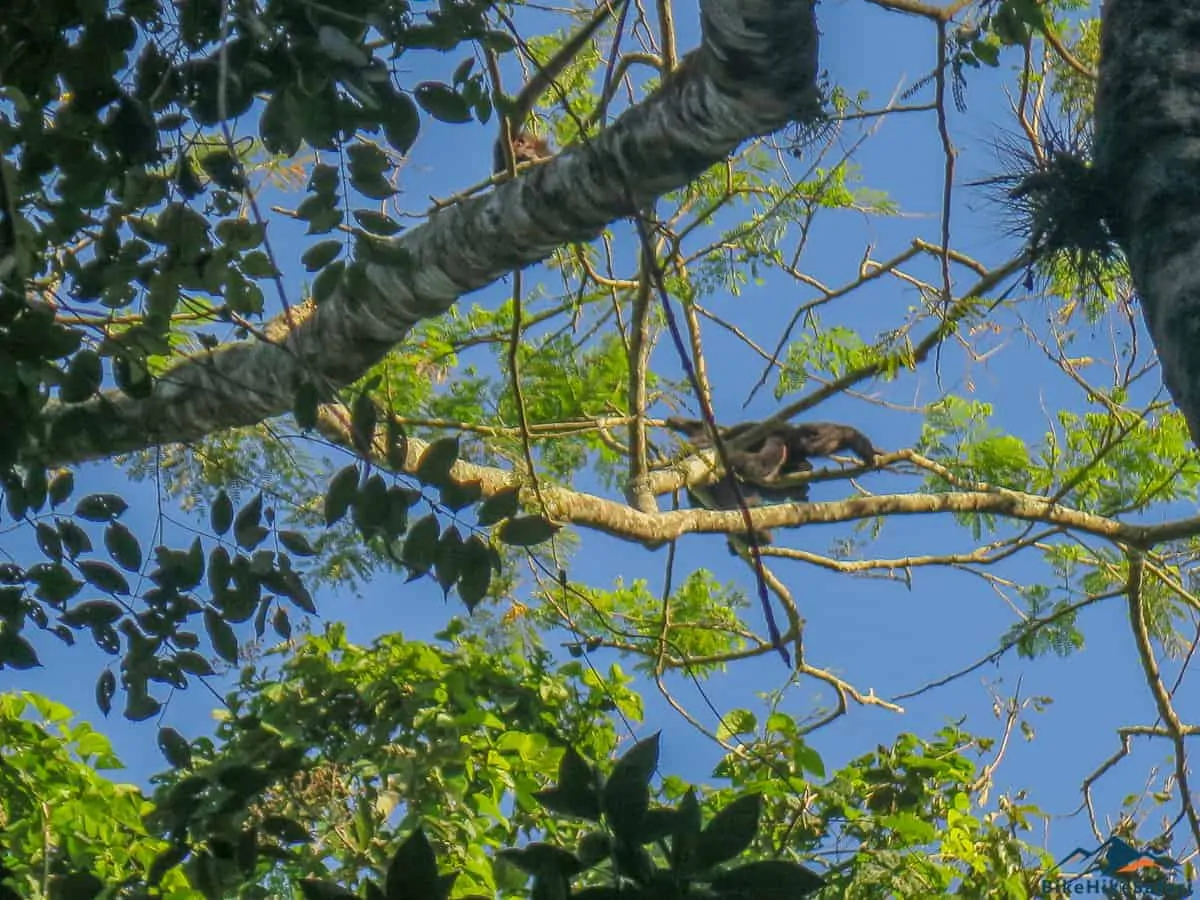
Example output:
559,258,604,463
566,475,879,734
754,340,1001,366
7,0,1195,875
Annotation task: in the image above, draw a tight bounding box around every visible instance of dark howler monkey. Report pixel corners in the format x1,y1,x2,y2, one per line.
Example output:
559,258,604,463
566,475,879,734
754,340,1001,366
665,417,880,546
491,0,626,175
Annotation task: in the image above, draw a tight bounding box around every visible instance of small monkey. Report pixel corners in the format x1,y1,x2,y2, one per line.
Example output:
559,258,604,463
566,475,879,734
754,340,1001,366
491,0,626,175
509,131,553,167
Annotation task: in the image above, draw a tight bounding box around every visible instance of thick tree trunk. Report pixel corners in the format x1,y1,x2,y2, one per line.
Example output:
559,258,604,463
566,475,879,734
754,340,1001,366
1095,0,1200,444
34,0,820,467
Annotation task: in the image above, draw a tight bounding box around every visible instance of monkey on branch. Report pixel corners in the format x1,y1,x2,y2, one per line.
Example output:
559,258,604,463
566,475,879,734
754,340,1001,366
490,0,626,174
664,417,881,547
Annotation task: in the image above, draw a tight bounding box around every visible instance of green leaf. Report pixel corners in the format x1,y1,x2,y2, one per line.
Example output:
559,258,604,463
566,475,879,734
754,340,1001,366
415,82,472,123
236,826,258,875
78,560,130,595
216,218,267,251
439,479,482,513
312,259,345,304
479,31,516,53
401,514,440,580
217,763,273,796
353,473,390,541
204,607,239,663
792,742,825,777
23,467,46,514
28,562,82,604
415,436,460,487
272,607,292,640
351,171,397,200
36,521,62,560
384,486,412,539
325,464,360,526
603,734,660,841
300,880,359,900
297,193,336,223
293,381,320,429
279,530,317,557
452,57,476,85
348,142,389,175
199,149,246,191
611,842,654,885
113,352,153,399
74,493,128,522
48,470,75,507
385,828,440,900
353,210,403,236
5,477,27,519
695,793,762,869
716,708,756,742
671,789,702,875
302,239,344,272
50,871,104,899
309,164,340,195
254,596,271,638
498,516,559,547
382,91,421,154
58,520,92,558
61,349,103,402
147,843,190,886
124,690,162,722
456,535,493,612
266,564,316,615
211,490,234,535
351,389,379,456
110,95,158,164
386,418,409,471
317,25,370,66
234,492,269,550
95,669,116,715
260,90,302,156
104,521,143,571
61,599,123,628
498,844,584,878
434,525,464,595
535,746,602,820
163,538,206,591
175,650,216,676
262,815,312,845
158,726,193,768
634,808,677,844
708,860,824,900
242,249,278,278
577,832,612,868
0,631,40,669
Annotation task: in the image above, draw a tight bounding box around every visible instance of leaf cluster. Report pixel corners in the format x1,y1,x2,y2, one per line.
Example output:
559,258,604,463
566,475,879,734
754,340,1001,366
0,0,519,475
302,734,825,900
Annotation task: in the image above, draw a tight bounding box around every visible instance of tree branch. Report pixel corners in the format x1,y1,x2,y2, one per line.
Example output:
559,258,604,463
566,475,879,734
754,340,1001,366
33,0,822,468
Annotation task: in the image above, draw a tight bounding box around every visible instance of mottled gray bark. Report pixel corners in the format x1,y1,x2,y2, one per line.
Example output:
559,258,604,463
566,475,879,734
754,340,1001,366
1095,0,1200,444
33,0,821,467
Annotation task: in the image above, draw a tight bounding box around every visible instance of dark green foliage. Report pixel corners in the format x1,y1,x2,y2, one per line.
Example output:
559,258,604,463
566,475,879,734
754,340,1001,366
0,0,500,480
513,736,823,900
536,746,604,821
498,516,560,547
289,735,823,900
416,437,461,488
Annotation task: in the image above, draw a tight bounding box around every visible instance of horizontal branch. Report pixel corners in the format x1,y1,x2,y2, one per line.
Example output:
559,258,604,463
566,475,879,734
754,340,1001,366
321,409,1200,552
